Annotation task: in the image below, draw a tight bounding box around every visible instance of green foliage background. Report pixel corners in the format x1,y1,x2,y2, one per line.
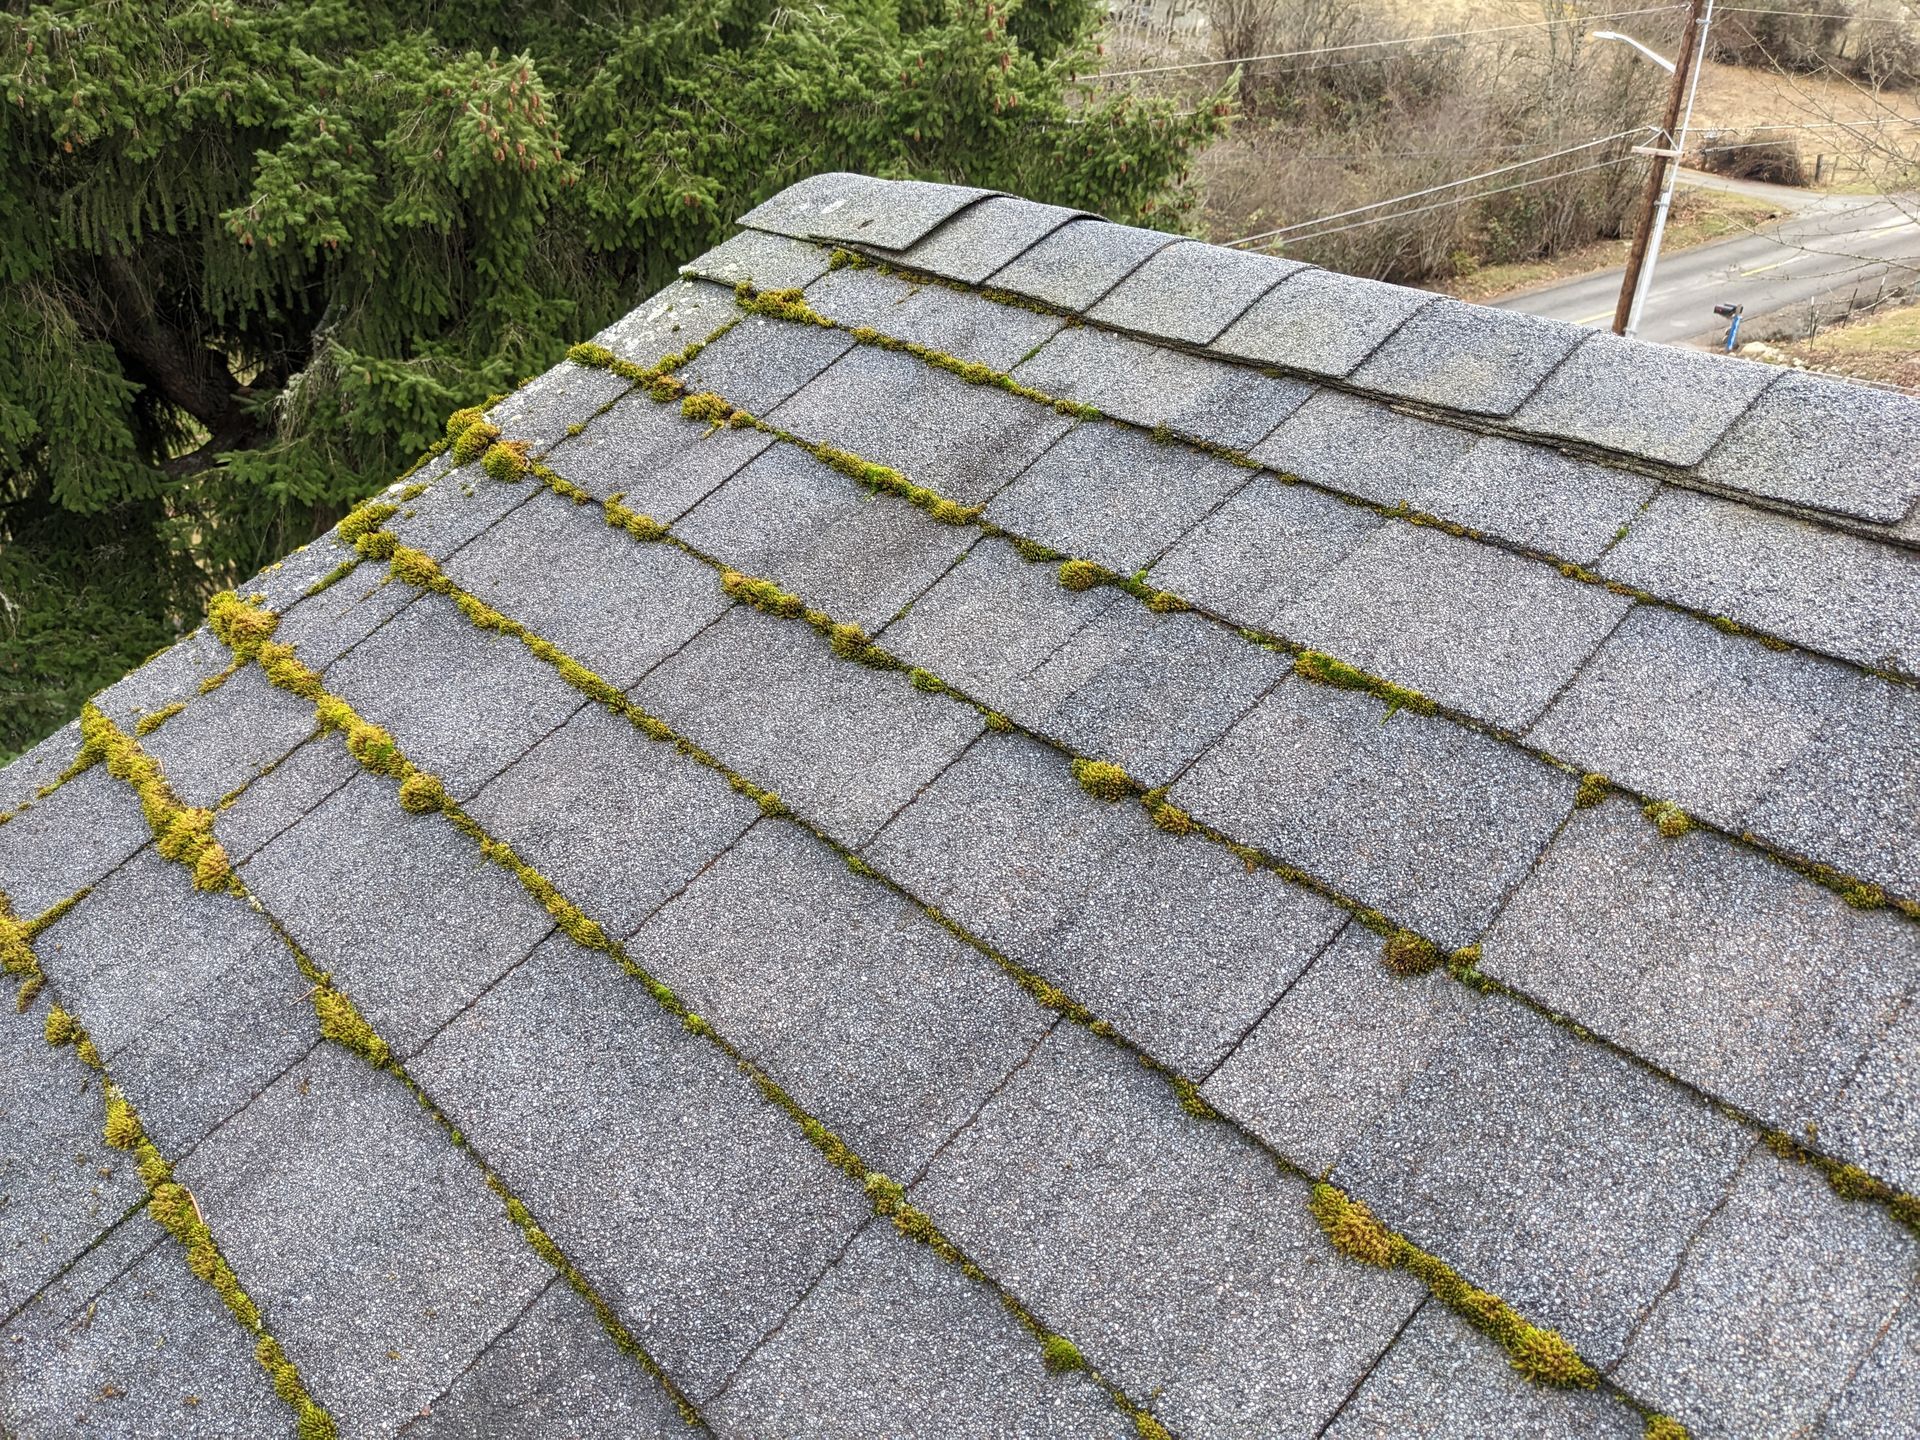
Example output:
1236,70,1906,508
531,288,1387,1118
0,0,1223,761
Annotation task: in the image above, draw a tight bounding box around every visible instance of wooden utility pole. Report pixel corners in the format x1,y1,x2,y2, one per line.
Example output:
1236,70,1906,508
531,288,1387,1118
1612,0,1710,335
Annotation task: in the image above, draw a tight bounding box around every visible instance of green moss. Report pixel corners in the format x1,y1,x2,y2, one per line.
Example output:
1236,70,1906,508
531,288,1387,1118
336,500,399,546
206,590,281,656
734,281,828,326
907,667,945,694
1009,536,1061,563
1574,772,1610,808
134,702,187,736
314,986,392,1068
103,1089,143,1149
1040,1334,1086,1373
451,417,503,466
1133,1414,1173,1440
480,439,532,483
1381,930,1441,976
1057,558,1108,592
720,568,806,618
397,773,447,815
79,704,234,893
567,341,618,368
681,391,735,427
387,544,443,590
1070,757,1133,802
601,494,667,542
1644,1416,1691,1440
1643,799,1692,839
1309,1182,1400,1267
983,711,1015,733
1293,650,1435,717
302,560,360,599
1144,589,1187,613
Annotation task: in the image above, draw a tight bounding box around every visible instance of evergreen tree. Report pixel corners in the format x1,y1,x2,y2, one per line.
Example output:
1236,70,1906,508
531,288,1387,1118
0,0,1225,758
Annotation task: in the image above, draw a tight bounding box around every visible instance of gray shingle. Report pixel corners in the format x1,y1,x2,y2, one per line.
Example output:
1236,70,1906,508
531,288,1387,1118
0,1221,285,1438
863,733,1348,1077
1250,389,1478,504
1212,266,1437,378
0,764,150,921
880,540,1290,788
138,664,318,809
1011,323,1315,451
1695,367,1920,525
888,195,1085,284
802,263,1065,371
1739,673,1920,898
0,719,81,817
1526,604,1863,825
1612,1145,1917,1440
270,560,416,670
673,442,974,633
388,462,541,562
1347,298,1585,417
740,173,996,249
1431,437,1661,565
87,628,230,733
625,820,1051,1179
677,313,857,416
681,228,835,291
238,529,364,613
32,850,316,1158
984,216,1177,313
0,989,145,1317
1146,477,1385,634
541,384,772,515
769,343,1076,508
464,702,760,944
440,485,731,691
1811,1285,1920,1440
1334,1000,1750,1367
174,1045,554,1436
710,1219,1122,1440
241,771,556,1059
1087,240,1307,345
1511,331,1779,466
1202,924,1483,1176
487,360,633,456
982,420,1255,576
409,930,871,1403
587,277,741,368
1600,486,1920,675
1277,522,1635,732
911,1022,1424,1440
1170,676,1576,948
212,733,359,865
630,605,984,848
1817,998,1920,1198
322,592,588,802
408,1280,687,1440
1480,796,1919,1141
1321,1303,1642,1440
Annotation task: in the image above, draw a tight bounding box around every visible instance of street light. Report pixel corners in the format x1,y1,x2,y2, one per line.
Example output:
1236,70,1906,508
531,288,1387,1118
1593,1,1717,337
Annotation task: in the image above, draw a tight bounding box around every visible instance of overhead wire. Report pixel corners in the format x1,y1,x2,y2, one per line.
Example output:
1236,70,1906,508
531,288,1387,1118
1227,127,1657,246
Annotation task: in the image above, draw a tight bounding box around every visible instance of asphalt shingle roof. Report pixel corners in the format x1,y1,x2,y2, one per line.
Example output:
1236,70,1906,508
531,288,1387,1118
3,171,1919,1440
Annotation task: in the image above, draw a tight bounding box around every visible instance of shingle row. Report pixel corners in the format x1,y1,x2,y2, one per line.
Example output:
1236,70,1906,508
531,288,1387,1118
732,176,1920,534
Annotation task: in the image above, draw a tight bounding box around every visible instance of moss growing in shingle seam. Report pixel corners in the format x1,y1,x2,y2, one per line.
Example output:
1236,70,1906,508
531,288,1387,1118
1293,650,1436,718
1381,930,1441,977
1643,1416,1692,1440
134,702,187,736
77,705,233,893
1057,559,1109,593
302,560,361,600
1642,800,1693,839
1761,1129,1920,1237
1070,757,1134,802
33,968,337,1434
1308,1182,1599,1389
480,439,532,483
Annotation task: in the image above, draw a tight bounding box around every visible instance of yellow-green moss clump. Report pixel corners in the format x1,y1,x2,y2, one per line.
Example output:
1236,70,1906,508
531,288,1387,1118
134,702,187,736
1381,930,1440,977
720,569,805,618
1644,1415,1692,1440
1294,650,1436,717
1057,558,1108,592
313,986,392,1068
1574,772,1610,808
1309,1182,1598,1389
480,439,532,483
603,494,667,542
1040,1334,1087,1373
1071,757,1133,802
79,705,233,893
448,409,503,465
1643,800,1692,839
397,772,448,815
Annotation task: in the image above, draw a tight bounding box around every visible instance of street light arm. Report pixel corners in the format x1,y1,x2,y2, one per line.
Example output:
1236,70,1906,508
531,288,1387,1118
1590,30,1678,73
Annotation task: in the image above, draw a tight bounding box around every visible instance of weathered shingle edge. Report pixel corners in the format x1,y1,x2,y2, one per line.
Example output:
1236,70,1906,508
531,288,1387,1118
734,174,1920,550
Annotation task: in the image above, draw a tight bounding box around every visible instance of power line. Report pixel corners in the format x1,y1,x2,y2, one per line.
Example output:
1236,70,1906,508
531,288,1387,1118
1244,154,1643,245
1227,128,1656,246
1097,4,1689,79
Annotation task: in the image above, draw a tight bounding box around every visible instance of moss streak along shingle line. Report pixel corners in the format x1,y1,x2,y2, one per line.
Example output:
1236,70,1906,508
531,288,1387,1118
70,695,710,1434
728,275,1917,689
485,397,1920,1235
202,595,1167,1440
2,877,339,1440
556,326,1920,926
296,538,1655,1428
827,246,1908,569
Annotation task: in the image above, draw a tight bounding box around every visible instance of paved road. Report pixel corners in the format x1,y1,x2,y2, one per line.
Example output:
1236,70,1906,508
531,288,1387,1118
1494,173,1920,345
